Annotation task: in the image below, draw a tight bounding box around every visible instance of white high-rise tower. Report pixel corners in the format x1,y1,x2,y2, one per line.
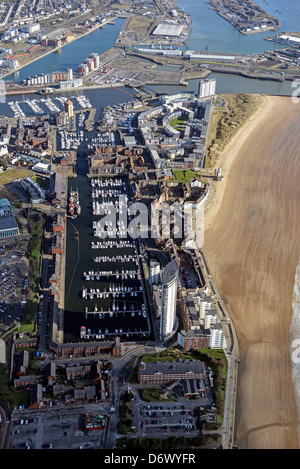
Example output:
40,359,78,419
198,78,216,99
160,260,179,340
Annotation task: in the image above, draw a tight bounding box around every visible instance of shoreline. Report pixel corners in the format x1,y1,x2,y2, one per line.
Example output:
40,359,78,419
290,257,300,439
0,19,120,82
203,93,270,229
203,94,300,448
208,0,281,36
215,11,281,36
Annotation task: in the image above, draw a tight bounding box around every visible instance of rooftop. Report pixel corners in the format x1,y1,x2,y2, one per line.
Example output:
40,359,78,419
152,23,184,37
139,359,206,376
0,198,19,233
162,259,179,285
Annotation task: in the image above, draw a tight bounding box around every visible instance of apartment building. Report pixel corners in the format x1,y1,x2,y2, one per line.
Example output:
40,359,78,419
160,259,179,340
138,359,208,384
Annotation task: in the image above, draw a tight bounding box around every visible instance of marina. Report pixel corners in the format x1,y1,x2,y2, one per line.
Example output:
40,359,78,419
91,255,138,263
81,283,143,299
59,128,115,151
91,179,129,221
0,2,297,109
0,0,299,452
6,94,93,120
8,100,26,119
59,130,85,151
0,0,298,452
87,131,116,149
24,98,43,115
82,269,140,279
90,240,135,249
84,304,147,318
64,170,152,344
68,187,81,218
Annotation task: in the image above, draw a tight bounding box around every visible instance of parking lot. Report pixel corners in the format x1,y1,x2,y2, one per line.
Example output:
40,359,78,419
129,401,203,437
140,403,198,433
0,261,27,323
9,411,107,449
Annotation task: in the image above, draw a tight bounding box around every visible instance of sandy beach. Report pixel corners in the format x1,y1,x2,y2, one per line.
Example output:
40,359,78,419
204,95,300,449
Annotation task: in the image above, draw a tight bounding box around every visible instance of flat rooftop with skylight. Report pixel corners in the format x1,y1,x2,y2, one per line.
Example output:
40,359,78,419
152,23,185,37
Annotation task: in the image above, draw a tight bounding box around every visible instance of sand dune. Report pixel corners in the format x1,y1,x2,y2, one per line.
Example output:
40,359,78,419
204,95,300,449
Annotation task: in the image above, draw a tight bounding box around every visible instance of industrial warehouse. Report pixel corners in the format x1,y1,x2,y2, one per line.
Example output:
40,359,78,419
152,23,185,37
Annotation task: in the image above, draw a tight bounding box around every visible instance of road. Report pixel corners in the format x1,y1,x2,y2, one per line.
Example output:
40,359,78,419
6,322,236,450
104,344,164,448
144,237,169,267
31,247,237,449
196,248,239,449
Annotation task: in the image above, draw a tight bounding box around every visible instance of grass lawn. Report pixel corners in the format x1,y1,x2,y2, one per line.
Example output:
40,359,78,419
17,323,35,334
174,169,201,184
169,116,186,130
127,15,154,35
141,354,177,363
141,387,176,402
0,168,33,185
141,348,226,367
32,175,49,189
0,364,31,409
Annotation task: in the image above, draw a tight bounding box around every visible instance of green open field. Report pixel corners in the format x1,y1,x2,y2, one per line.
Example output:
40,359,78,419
126,15,155,36
173,169,201,183
0,347,41,409
140,387,176,402
32,175,48,189
0,168,33,185
169,116,186,130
